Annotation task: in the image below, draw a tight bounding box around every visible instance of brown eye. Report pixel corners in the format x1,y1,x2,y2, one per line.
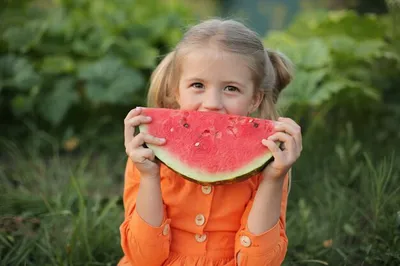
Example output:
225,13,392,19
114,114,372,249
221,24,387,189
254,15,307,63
191,83,204,89
224,86,239,92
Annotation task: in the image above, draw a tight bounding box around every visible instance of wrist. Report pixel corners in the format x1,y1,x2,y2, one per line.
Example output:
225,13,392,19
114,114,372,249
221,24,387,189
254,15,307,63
262,167,288,183
140,174,161,183
260,174,285,187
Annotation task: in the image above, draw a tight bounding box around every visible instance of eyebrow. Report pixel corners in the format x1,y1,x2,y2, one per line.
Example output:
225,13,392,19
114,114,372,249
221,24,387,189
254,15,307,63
223,80,246,88
184,77,206,83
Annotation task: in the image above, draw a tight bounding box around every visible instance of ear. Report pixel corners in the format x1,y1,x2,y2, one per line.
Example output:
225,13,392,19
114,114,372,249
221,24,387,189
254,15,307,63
248,90,263,114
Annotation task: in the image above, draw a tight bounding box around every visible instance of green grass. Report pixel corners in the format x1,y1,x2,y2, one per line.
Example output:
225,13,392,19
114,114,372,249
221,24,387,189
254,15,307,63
0,133,399,266
0,143,126,265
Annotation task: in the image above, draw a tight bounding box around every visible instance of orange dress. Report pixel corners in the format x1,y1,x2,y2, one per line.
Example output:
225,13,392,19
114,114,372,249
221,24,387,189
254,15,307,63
119,158,290,266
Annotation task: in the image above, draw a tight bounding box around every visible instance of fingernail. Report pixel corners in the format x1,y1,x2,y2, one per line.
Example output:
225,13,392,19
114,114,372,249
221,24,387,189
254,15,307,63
147,116,152,121
159,138,166,142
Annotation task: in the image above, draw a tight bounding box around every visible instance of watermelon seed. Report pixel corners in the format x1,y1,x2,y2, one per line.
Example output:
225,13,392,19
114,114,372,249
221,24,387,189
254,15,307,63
226,126,237,137
215,131,222,138
249,119,253,123
183,123,189,128
253,123,259,128
195,142,200,147
201,129,211,137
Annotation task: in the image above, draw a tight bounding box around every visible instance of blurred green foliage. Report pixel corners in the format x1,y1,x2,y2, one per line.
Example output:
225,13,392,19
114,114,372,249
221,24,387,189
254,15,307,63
0,1,400,265
265,9,400,147
0,0,193,150
261,8,400,264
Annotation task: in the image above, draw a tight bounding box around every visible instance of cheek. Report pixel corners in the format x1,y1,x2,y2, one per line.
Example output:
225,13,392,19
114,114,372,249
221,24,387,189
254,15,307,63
177,89,199,109
225,97,252,115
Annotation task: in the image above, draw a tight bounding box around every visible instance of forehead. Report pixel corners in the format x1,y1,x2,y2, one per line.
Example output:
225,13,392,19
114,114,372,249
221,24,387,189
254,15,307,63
179,47,253,83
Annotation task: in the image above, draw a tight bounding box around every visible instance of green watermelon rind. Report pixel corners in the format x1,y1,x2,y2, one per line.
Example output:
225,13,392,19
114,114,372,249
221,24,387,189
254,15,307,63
139,124,276,185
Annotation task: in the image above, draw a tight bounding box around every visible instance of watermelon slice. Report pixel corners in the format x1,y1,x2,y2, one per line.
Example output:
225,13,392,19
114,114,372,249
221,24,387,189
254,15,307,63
138,108,277,185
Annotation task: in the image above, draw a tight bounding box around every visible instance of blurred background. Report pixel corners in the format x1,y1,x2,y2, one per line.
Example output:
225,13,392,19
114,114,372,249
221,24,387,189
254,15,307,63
1,0,399,265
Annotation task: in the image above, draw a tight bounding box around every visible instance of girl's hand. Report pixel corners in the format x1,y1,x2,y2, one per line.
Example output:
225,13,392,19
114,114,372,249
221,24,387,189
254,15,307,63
261,117,302,181
124,107,166,179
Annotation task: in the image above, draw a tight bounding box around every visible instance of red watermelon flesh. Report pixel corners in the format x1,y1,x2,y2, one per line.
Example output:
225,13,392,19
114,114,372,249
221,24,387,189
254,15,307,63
139,108,277,184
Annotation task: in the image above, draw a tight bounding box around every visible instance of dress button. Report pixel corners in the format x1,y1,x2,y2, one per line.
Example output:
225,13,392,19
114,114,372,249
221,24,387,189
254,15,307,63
240,235,251,247
162,224,170,236
195,233,207,243
201,185,212,195
195,214,205,226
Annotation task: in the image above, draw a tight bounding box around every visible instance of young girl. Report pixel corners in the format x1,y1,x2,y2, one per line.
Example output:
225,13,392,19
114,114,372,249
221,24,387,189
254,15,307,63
119,19,302,266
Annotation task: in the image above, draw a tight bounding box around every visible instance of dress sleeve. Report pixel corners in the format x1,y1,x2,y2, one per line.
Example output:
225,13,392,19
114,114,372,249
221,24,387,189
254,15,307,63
234,173,290,266
119,158,171,266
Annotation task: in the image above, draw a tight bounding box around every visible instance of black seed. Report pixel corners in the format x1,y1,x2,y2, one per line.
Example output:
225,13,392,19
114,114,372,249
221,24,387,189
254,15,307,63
201,129,211,137
183,123,189,128
253,123,259,128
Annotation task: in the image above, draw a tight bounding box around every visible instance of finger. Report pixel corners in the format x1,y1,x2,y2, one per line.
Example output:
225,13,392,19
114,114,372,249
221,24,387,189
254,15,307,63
131,132,166,149
272,123,301,144
129,147,156,163
278,117,299,127
267,132,296,153
274,120,302,149
126,115,152,127
124,107,143,144
124,115,152,145
262,139,284,162
275,119,301,136
125,106,143,121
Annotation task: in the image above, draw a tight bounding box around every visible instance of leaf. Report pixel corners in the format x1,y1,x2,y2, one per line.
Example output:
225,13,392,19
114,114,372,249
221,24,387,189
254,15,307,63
78,56,144,104
343,223,356,236
310,80,348,106
354,39,386,60
344,67,372,82
78,56,122,82
41,55,76,74
10,94,35,116
72,29,115,57
2,21,46,53
0,55,41,91
279,68,328,106
114,39,159,69
288,10,388,41
299,38,331,69
38,77,78,125
264,31,302,64
347,81,381,101
85,69,144,104
326,35,357,56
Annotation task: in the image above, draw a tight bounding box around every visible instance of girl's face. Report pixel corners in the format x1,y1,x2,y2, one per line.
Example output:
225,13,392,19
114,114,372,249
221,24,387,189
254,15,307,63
176,47,262,116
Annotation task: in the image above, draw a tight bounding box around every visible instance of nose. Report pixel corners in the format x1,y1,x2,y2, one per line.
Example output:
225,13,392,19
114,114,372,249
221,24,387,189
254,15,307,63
202,89,223,112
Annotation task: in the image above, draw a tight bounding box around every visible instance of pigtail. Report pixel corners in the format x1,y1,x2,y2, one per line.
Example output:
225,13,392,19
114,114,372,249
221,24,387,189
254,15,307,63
147,51,179,108
265,49,294,104
266,49,294,194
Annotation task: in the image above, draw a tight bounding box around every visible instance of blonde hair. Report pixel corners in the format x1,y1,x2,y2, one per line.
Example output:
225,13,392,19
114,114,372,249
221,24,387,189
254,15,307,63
147,18,294,120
